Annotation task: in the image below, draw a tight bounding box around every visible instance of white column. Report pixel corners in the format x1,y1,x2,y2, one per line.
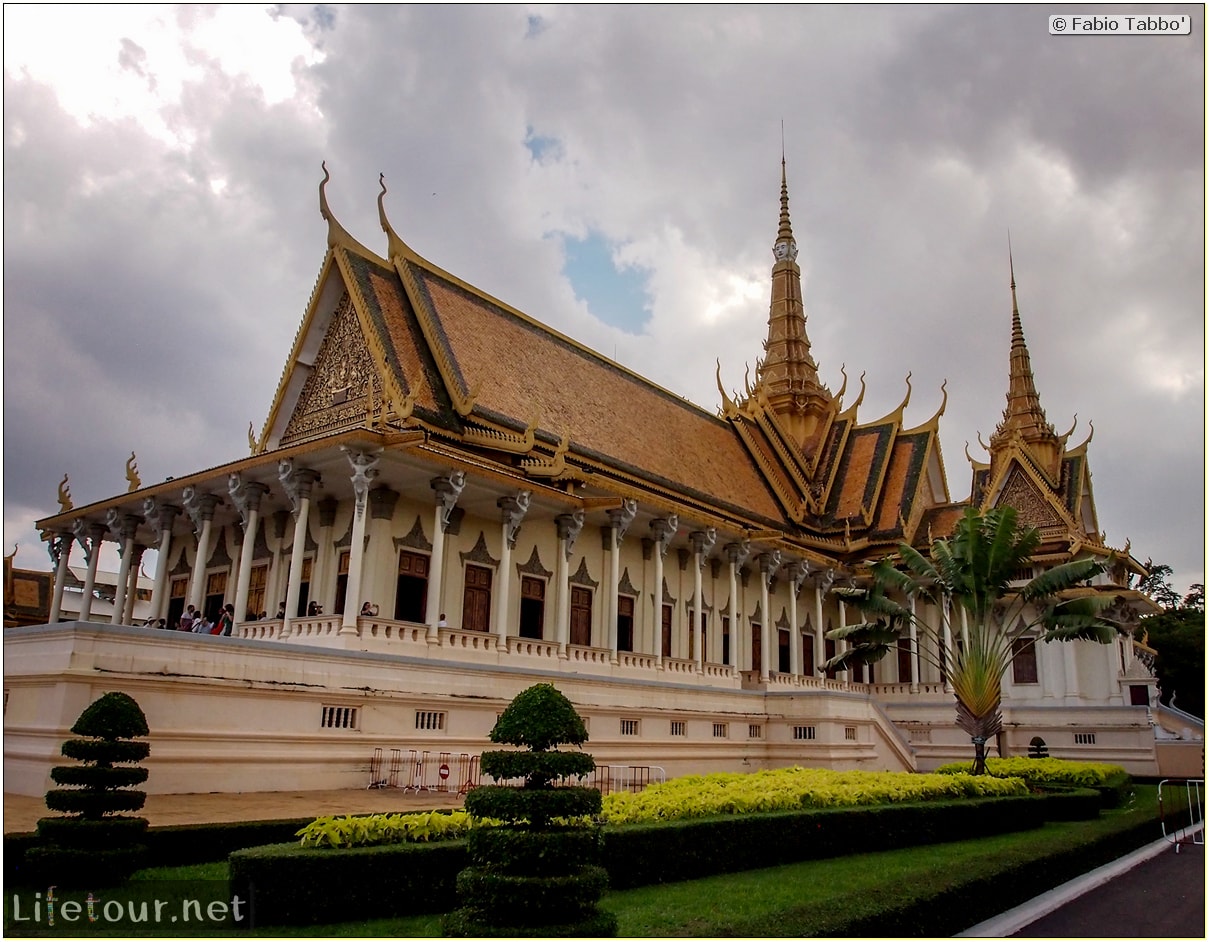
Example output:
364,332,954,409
942,594,954,695
47,530,73,623
605,500,637,662
183,488,222,613
837,596,850,684
144,501,180,621
427,472,465,640
689,529,714,673
817,578,826,672
649,515,677,666
314,497,338,612
267,511,290,618
726,541,749,671
908,593,920,692
554,512,583,658
758,552,780,682
788,564,805,678
75,522,108,622
607,525,620,659
1063,640,1080,700
230,481,269,623
278,462,319,631
337,449,382,634
123,547,143,624
494,491,531,649
106,511,140,625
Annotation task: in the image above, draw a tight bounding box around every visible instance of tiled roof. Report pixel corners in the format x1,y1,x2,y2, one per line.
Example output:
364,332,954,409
404,263,787,524
826,423,894,520
343,251,459,429
871,431,931,535
918,504,969,542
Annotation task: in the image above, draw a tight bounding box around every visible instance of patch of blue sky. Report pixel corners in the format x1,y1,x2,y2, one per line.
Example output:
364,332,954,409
525,14,546,38
562,231,651,334
524,126,560,163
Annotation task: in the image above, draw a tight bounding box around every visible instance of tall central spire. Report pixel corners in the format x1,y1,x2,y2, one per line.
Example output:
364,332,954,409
753,155,835,451
988,248,1062,480
992,249,1055,445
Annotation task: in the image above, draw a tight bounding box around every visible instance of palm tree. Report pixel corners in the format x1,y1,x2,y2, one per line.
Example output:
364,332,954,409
825,506,1120,773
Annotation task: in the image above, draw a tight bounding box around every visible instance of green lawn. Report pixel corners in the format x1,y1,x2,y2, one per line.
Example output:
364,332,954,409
12,786,1166,938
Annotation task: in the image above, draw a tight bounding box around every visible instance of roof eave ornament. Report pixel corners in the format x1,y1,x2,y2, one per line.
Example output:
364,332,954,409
377,173,412,262
319,161,361,251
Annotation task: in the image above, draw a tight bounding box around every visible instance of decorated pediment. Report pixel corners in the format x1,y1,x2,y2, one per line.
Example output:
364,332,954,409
993,464,1064,529
280,291,382,445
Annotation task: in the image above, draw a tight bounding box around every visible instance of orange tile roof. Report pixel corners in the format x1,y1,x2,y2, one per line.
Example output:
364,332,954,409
872,432,930,534
405,264,786,524
827,424,893,519
344,251,458,428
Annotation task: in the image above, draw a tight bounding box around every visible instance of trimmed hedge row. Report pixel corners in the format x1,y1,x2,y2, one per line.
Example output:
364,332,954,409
230,793,1053,926
4,818,314,885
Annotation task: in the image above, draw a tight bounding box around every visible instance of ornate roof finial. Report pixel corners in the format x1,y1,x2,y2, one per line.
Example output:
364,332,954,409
57,474,73,513
775,146,796,258
317,162,362,251
125,452,141,493
377,172,411,261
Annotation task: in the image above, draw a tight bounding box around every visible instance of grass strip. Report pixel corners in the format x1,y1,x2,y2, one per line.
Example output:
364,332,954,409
8,786,1165,938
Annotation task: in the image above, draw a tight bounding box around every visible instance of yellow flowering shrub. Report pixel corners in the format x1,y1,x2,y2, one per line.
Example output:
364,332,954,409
934,757,1127,788
599,767,1027,825
296,810,481,848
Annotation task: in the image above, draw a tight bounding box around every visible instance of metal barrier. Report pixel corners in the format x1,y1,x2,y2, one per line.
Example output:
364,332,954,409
368,747,387,789
590,765,666,795
369,751,665,795
1159,778,1205,853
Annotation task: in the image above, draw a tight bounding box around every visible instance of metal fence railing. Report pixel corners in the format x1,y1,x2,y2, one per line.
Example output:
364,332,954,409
1158,778,1204,853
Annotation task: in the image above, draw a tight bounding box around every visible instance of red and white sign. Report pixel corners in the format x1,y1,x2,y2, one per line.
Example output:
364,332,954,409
438,763,450,780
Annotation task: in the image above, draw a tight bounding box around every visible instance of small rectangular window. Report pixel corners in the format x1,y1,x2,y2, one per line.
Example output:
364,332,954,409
1075,732,1096,745
748,724,763,739
670,720,686,737
415,710,446,731
844,726,857,741
713,722,728,738
620,718,640,736
793,725,816,741
321,705,359,730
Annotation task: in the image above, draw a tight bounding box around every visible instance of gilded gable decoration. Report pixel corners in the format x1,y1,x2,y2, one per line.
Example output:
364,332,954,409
569,557,599,589
395,515,433,553
516,546,554,580
281,292,383,444
995,466,1062,528
460,531,500,568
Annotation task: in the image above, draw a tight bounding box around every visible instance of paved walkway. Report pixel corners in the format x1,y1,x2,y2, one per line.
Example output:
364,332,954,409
4,787,464,833
961,831,1205,938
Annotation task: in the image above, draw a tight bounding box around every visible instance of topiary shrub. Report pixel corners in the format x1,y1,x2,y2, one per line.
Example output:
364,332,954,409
443,683,616,937
26,692,151,886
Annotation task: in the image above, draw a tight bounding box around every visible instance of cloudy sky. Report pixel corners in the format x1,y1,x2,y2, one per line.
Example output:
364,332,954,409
4,5,1204,595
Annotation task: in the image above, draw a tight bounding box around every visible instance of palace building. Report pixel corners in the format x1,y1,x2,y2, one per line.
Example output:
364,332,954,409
5,163,1180,796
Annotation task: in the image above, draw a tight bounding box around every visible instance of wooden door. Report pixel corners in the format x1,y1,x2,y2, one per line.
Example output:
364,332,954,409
462,565,492,632
570,587,592,646
661,604,672,658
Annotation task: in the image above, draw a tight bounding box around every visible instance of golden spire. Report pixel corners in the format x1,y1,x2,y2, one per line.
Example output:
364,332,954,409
753,152,834,449
988,244,1062,480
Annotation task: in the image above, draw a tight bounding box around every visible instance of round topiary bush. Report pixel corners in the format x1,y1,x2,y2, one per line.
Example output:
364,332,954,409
27,691,151,886
443,683,616,937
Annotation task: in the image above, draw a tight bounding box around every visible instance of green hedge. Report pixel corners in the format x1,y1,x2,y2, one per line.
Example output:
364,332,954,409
229,794,1050,926
229,839,468,926
600,794,1044,889
4,818,314,885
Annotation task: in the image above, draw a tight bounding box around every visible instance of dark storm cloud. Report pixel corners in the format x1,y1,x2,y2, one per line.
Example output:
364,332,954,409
4,5,1203,593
